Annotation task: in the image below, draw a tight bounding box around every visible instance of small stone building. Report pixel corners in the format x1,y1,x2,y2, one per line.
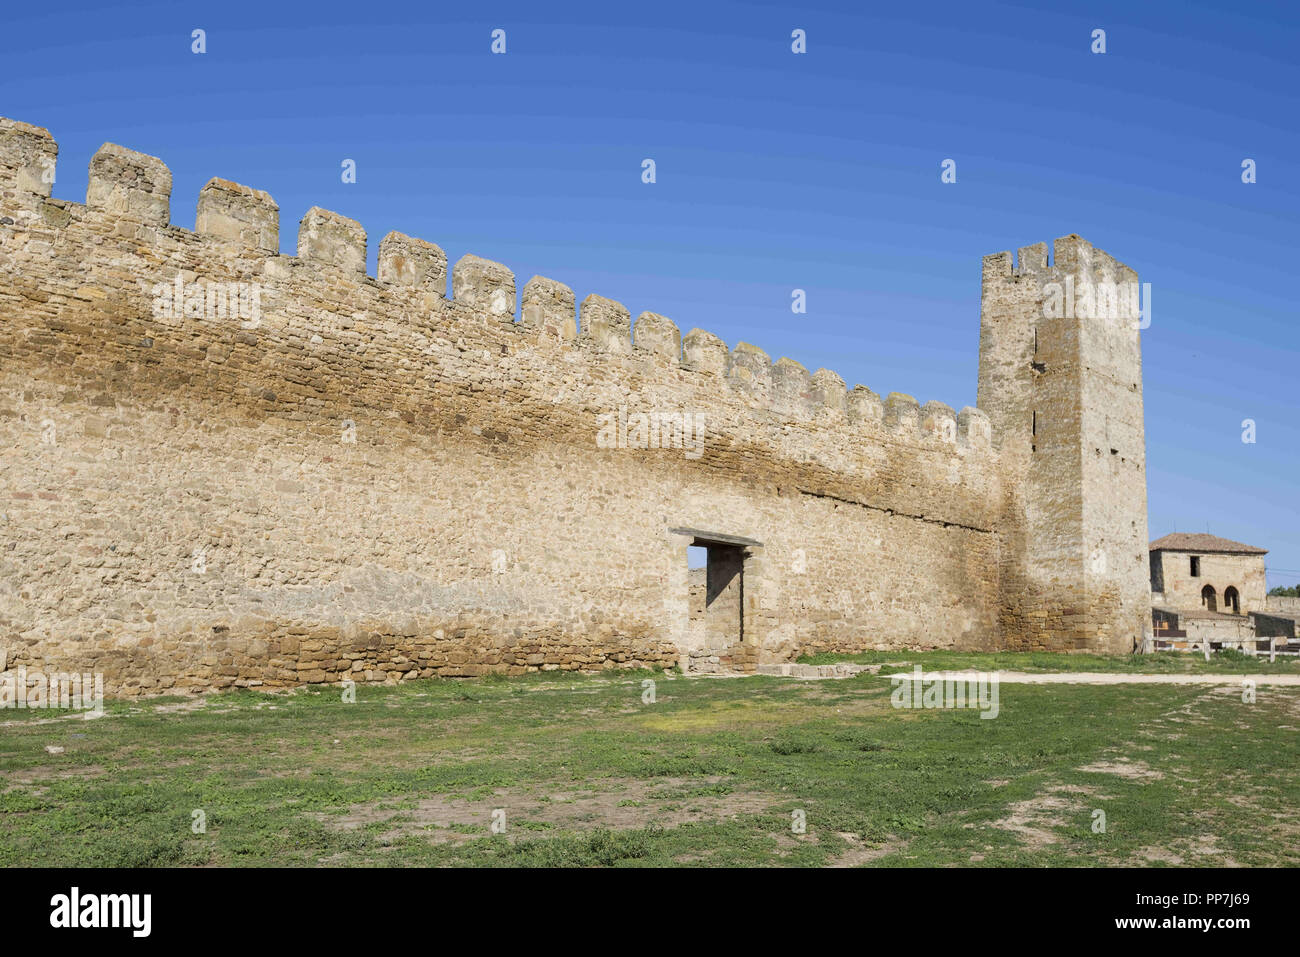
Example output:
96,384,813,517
1149,533,1293,645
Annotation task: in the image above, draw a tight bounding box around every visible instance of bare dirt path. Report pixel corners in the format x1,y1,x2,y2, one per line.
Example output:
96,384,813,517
887,670,1300,685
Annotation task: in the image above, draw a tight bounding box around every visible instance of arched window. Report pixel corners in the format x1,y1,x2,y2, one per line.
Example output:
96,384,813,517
1224,586,1240,615
1201,584,1217,612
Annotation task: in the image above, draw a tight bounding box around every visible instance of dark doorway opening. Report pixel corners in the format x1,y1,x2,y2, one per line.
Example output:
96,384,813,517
1224,586,1240,615
686,538,746,663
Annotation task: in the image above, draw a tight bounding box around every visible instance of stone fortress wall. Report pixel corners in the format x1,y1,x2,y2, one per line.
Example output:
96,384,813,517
0,117,1148,695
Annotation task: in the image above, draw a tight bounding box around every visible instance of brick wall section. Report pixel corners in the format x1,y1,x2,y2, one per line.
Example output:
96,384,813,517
0,120,1023,695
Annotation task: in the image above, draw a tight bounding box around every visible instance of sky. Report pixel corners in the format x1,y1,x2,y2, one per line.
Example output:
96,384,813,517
4,0,1298,587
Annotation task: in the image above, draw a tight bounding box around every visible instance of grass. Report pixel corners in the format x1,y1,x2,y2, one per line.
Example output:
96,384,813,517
0,661,1296,867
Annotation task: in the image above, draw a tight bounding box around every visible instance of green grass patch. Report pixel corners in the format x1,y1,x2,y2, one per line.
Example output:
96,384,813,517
0,662,1295,867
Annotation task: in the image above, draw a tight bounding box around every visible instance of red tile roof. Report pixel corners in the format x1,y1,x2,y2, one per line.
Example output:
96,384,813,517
1149,533,1267,555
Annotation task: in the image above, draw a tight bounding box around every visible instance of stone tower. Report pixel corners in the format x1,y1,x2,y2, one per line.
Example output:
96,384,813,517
978,235,1151,653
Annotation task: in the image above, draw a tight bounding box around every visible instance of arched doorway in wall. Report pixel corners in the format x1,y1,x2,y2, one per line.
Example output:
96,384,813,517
1224,586,1240,615
1201,584,1218,612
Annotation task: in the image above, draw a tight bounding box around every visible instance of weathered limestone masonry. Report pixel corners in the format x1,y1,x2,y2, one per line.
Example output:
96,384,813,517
1266,596,1300,619
979,241,1151,652
0,118,1149,695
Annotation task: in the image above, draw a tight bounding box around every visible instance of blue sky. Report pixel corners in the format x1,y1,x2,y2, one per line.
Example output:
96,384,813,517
5,0,1299,587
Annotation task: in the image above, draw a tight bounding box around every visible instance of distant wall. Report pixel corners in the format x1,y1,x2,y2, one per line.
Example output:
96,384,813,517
1183,616,1254,643
1265,595,1300,619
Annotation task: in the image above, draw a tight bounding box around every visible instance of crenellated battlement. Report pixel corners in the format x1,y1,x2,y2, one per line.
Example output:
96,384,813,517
982,234,1139,291
0,118,57,213
4,118,1081,695
197,178,280,253
0,119,992,454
